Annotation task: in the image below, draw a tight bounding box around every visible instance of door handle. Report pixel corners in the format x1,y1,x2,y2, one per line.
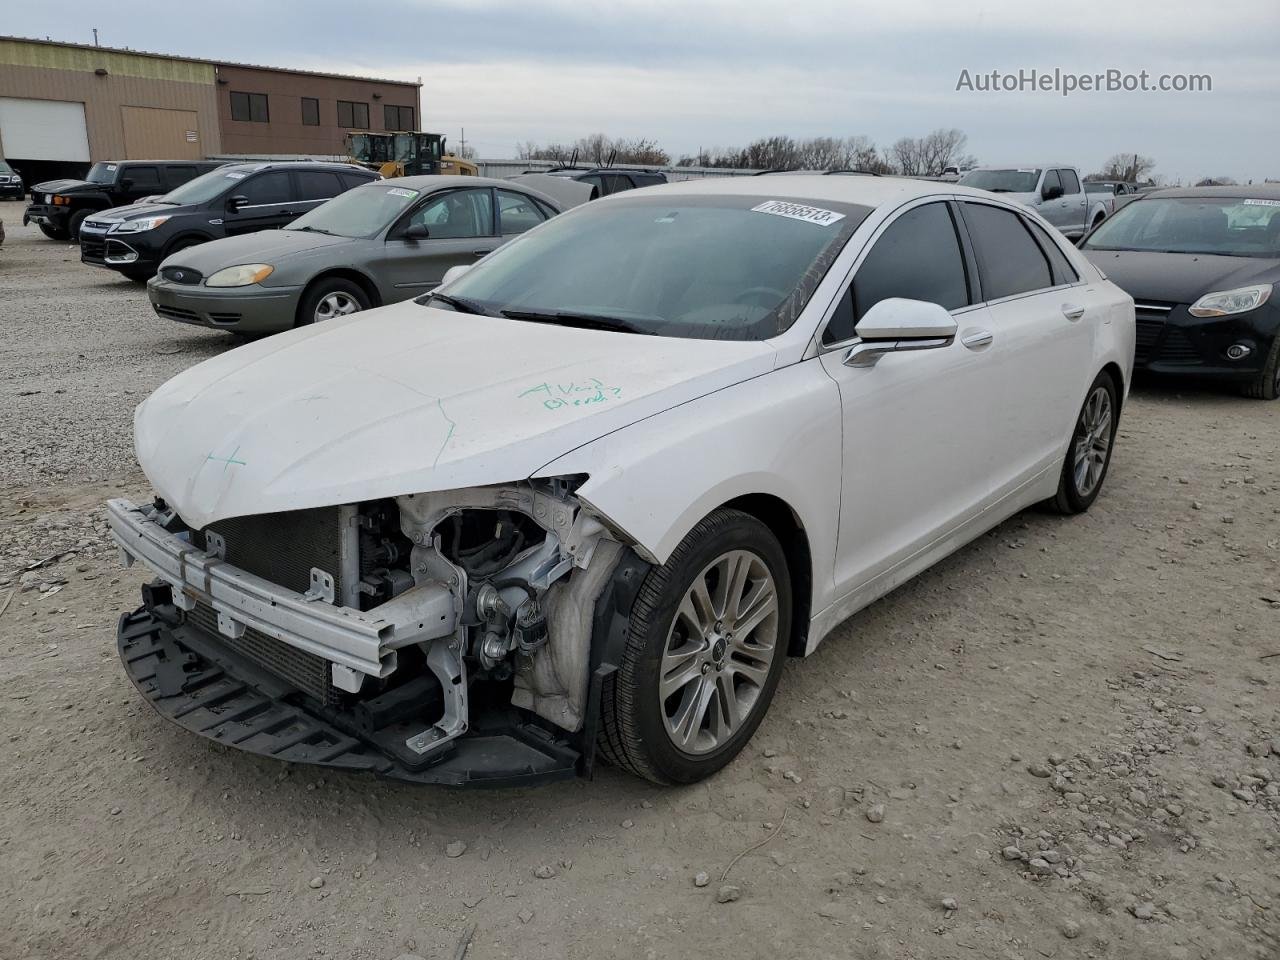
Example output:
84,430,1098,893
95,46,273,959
1062,303,1086,321
961,329,994,350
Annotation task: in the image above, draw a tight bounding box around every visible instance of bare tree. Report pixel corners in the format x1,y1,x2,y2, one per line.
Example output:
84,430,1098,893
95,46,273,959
890,129,974,176
1195,176,1237,186
517,134,669,166
1096,153,1158,182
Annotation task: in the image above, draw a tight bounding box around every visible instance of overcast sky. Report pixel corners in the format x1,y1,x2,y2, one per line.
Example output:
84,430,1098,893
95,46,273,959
19,0,1279,182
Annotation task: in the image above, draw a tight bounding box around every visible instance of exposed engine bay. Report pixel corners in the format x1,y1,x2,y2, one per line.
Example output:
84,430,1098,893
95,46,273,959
108,477,646,786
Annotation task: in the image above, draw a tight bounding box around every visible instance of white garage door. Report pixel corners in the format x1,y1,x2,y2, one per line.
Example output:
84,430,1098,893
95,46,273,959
0,97,91,161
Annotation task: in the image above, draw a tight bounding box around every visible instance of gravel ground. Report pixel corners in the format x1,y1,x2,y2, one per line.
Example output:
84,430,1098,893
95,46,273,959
2,211,1278,960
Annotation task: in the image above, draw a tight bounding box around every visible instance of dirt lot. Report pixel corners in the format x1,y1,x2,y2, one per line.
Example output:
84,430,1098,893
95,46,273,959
2,208,1278,960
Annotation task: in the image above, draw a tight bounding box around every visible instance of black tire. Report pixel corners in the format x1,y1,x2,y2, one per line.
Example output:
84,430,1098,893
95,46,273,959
67,208,91,241
1091,213,1106,231
1046,370,1119,514
295,277,370,327
598,508,791,784
38,223,69,241
1241,336,1280,400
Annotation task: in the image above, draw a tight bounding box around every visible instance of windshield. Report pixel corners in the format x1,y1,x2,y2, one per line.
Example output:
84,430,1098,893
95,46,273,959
959,169,1040,193
0,160,14,175
159,167,245,205
85,162,119,185
1082,197,1280,258
286,183,421,239
439,194,869,340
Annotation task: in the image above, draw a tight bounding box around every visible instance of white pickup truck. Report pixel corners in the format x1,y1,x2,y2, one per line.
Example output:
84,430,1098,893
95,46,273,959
957,165,1110,239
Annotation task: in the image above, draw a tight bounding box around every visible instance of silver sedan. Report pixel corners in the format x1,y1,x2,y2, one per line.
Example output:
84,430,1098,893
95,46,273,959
146,175,563,336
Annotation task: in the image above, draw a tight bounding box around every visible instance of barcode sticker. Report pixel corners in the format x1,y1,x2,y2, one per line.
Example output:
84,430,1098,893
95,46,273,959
751,200,845,226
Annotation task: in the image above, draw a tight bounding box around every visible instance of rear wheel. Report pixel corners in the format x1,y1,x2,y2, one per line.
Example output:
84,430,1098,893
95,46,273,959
598,508,791,784
296,278,369,327
1046,371,1118,514
38,223,69,241
1241,337,1280,400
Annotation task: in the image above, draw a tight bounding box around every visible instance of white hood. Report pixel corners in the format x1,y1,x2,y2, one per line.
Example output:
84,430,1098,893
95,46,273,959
136,300,776,529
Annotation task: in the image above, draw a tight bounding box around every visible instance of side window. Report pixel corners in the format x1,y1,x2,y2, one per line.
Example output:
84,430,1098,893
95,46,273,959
295,170,343,201
163,165,197,189
126,165,162,192
340,172,374,191
1023,218,1080,286
237,171,292,207
1042,169,1062,196
497,189,548,235
960,202,1054,300
602,174,634,194
409,189,494,239
1060,169,1082,194
846,202,970,325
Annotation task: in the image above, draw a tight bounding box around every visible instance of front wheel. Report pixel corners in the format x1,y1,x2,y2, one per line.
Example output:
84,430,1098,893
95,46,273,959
598,508,791,784
38,223,69,241
296,278,369,327
1241,336,1280,400
1046,371,1119,514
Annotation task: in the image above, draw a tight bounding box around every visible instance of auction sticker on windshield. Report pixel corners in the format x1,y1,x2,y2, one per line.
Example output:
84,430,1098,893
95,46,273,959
1243,199,1280,207
387,187,419,199
751,200,846,226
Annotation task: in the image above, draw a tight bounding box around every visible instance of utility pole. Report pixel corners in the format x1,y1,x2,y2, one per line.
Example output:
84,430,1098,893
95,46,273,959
92,28,99,46
459,128,466,158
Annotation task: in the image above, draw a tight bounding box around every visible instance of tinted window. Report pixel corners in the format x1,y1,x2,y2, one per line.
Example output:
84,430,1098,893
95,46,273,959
295,170,343,201
410,189,493,239
383,104,414,130
600,174,634,195
301,97,320,126
238,171,292,206
1024,219,1079,285
848,202,970,324
1042,169,1062,195
125,165,162,192
164,165,198,188
958,168,1040,192
1060,169,1081,194
961,202,1053,300
230,91,269,123
498,189,548,235
337,100,369,129
340,171,374,191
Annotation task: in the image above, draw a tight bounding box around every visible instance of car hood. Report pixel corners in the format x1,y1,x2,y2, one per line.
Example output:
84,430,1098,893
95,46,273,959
135,300,777,529
31,178,95,195
1083,249,1280,304
163,229,350,271
85,201,179,223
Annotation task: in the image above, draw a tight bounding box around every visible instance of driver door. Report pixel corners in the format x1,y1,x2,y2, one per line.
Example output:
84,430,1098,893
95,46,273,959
818,199,997,597
370,187,498,299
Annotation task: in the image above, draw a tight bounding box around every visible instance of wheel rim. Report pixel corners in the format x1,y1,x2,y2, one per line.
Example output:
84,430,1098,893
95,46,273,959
314,291,361,322
659,549,779,755
1072,386,1113,497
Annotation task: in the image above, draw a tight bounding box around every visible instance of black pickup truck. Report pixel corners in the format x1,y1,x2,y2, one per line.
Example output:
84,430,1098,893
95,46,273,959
24,160,224,240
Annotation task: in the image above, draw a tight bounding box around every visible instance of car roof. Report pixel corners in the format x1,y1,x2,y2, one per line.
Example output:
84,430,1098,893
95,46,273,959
214,161,373,175
1133,183,1280,200
361,174,565,211
619,174,997,209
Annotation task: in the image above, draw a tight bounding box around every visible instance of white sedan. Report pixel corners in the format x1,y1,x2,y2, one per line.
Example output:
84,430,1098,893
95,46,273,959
109,175,1135,787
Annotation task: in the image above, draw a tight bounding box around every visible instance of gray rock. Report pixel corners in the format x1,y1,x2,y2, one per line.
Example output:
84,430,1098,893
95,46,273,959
1027,762,1052,778
445,840,467,858
1131,901,1156,920
865,803,885,823
533,865,558,879
693,871,710,888
1028,858,1055,876
621,819,635,828
941,896,958,911
1246,741,1270,758
1231,788,1256,804
1061,919,1081,939
716,884,742,904
308,876,325,889
1001,845,1023,861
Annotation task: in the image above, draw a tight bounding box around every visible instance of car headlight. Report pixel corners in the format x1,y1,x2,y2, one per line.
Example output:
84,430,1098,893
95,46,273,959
205,264,275,287
1188,284,1272,318
110,216,171,234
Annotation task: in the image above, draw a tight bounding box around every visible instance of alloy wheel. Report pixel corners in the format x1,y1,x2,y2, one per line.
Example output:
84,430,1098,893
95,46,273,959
314,291,361,322
1072,386,1113,497
659,549,779,755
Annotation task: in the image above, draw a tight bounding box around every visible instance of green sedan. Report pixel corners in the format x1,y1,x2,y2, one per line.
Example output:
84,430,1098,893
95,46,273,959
146,175,564,336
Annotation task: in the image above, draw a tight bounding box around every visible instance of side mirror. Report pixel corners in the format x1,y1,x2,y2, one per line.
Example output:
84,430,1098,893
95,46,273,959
440,264,472,286
402,222,430,242
227,194,249,212
1042,184,1064,201
844,298,957,368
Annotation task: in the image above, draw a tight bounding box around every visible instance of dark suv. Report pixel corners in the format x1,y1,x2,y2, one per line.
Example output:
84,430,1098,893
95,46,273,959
24,160,225,241
78,161,378,281
543,167,667,197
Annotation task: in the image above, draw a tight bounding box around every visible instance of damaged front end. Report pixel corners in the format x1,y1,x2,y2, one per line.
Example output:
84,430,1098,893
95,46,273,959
108,478,648,787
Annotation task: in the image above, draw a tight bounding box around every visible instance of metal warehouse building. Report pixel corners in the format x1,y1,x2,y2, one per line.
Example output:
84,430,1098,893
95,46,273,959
0,36,421,184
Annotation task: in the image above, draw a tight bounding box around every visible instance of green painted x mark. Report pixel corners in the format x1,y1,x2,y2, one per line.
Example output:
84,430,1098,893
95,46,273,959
205,446,247,473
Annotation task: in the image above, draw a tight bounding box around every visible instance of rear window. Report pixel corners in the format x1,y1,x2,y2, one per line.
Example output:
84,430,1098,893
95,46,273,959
958,169,1040,193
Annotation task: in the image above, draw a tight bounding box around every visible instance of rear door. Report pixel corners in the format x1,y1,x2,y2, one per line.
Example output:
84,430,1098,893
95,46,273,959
120,164,162,203
369,187,498,298
222,170,294,235
956,200,1094,480
291,169,346,220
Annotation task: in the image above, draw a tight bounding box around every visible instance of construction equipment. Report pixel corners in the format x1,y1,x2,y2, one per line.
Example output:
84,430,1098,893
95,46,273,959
346,132,477,178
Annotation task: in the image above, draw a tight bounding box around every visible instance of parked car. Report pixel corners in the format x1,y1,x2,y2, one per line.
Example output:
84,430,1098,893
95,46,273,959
108,176,1133,787
147,176,561,334
542,166,667,197
1080,184,1280,399
506,172,594,210
24,160,225,241
0,159,24,199
958,166,1110,238
80,161,378,282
